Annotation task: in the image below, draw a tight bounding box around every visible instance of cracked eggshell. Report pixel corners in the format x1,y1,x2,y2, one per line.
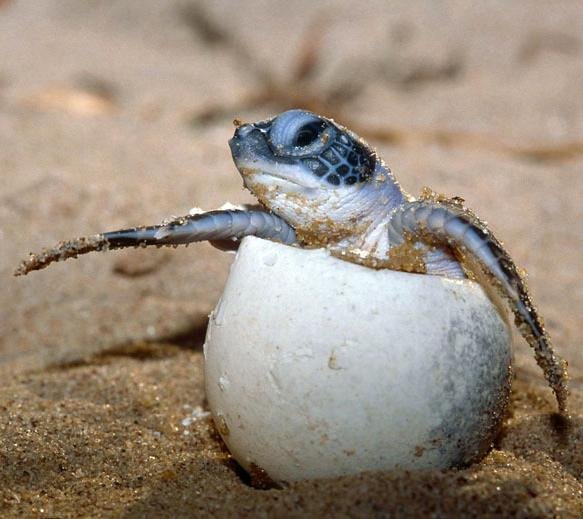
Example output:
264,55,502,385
203,236,512,483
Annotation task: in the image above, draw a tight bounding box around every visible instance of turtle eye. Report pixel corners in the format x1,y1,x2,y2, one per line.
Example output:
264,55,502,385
268,110,335,158
294,122,325,147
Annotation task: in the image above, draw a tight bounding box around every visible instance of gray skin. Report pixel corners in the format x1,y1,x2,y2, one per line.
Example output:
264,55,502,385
15,109,569,415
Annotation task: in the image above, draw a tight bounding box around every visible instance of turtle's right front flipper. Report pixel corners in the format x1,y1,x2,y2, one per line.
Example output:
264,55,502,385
14,209,296,276
387,194,569,415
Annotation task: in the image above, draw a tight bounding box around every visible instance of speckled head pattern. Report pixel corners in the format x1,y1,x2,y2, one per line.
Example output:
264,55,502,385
228,110,404,247
230,109,375,187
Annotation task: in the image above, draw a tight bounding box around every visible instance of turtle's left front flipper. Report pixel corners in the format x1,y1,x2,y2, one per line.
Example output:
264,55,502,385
14,209,297,276
387,194,569,415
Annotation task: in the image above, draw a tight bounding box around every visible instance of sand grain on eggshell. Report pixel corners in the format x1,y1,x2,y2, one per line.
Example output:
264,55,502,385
1,0,583,516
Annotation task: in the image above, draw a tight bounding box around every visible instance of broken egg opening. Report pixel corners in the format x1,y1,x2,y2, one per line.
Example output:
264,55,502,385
204,236,512,483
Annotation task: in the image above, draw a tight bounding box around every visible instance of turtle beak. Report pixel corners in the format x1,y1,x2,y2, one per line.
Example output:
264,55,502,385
229,124,271,165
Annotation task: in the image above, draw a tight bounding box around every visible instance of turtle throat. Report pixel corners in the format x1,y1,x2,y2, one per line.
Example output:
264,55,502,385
296,162,406,254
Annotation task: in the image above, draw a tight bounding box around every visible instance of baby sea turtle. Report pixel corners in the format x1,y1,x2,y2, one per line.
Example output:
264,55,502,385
15,109,569,415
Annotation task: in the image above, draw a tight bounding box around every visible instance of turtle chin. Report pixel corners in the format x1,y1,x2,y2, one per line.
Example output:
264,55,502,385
231,146,323,199
240,169,316,207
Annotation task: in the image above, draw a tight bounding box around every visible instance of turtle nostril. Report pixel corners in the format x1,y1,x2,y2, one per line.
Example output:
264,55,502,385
234,124,256,139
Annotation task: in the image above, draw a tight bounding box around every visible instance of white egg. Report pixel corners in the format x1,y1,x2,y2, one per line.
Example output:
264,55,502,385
204,236,511,483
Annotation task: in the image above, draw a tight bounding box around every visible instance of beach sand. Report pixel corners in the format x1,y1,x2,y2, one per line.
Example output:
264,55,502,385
1,1,582,516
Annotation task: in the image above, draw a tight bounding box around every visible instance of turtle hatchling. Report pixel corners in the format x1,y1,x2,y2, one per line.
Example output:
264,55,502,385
16,109,569,416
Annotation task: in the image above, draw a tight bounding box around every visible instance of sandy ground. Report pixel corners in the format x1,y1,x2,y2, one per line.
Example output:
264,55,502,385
1,1,582,516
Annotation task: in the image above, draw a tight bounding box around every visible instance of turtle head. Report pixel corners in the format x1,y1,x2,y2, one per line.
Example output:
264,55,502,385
229,109,404,244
